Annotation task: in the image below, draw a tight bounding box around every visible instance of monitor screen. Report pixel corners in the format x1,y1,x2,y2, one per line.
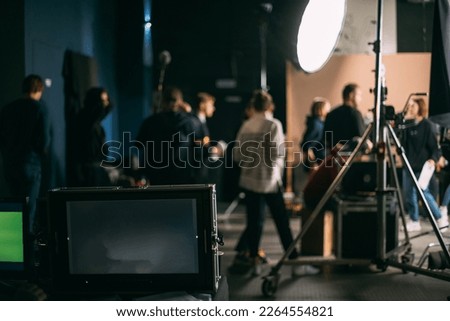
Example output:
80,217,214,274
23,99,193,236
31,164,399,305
47,185,220,295
0,199,28,278
66,199,199,275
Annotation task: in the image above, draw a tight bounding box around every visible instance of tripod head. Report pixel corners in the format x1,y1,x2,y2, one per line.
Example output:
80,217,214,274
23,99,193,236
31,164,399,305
368,77,397,124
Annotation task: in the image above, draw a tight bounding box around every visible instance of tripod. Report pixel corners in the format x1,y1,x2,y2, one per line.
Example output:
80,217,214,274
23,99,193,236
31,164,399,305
261,0,450,297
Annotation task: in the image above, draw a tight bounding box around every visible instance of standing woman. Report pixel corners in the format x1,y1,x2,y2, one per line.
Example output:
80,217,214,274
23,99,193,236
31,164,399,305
231,90,318,276
402,97,448,232
300,97,330,171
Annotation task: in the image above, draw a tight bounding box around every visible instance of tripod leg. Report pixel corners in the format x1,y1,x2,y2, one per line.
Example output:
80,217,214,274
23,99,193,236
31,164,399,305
375,127,389,261
386,123,450,264
385,133,410,245
266,123,374,275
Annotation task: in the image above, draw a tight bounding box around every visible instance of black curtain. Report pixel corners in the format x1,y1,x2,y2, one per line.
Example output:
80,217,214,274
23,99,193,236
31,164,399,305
429,0,450,118
62,50,98,185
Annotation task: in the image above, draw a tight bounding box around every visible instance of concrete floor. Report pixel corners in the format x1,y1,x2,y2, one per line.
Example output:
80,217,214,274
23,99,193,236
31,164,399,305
217,201,450,301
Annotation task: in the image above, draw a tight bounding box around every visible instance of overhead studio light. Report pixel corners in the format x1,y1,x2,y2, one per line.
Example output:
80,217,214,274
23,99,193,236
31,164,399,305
296,0,346,73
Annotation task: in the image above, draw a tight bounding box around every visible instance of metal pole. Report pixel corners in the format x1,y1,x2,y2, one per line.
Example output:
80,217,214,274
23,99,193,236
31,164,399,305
373,0,389,260
258,3,272,91
373,0,383,144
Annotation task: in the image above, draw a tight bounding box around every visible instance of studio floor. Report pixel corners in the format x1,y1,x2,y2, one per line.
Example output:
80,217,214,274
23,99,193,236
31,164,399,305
216,201,450,301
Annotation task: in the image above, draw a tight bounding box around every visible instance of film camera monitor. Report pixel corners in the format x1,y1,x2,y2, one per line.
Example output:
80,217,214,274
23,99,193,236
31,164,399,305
0,198,30,280
46,185,221,295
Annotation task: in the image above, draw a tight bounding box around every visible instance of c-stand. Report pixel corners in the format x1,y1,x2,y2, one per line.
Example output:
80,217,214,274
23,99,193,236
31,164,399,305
261,0,450,297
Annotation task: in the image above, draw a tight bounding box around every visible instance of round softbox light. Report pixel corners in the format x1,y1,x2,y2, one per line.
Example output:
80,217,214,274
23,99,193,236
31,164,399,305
296,0,346,73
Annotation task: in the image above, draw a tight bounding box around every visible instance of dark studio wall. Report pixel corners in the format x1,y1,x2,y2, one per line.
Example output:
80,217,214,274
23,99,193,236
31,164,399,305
397,0,435,52
0,0,25,195
0,0,150,193
0,0,26,108
116,0,152,143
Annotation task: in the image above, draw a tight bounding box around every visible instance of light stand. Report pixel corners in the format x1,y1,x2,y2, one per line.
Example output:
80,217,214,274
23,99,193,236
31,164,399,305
372,0,389,263
261,0,450,297
258,3,272,91
154,50,171,113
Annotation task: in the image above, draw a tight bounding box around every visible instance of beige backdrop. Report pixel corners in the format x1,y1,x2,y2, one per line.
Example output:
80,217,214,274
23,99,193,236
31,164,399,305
285,53,431,192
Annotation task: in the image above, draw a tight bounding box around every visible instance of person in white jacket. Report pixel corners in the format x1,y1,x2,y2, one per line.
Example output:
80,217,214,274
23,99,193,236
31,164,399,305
231,89,318,276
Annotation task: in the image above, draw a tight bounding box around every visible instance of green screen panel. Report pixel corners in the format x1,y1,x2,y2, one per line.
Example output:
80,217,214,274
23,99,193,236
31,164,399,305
0,211,24,263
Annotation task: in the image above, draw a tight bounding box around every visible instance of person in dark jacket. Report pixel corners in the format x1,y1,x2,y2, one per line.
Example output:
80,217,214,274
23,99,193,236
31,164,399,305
189,92,225,183
401,97,448,232
0,74,50,234
135,87,196,185
73,87,113,186
300,97,330,171
322,83,370,153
